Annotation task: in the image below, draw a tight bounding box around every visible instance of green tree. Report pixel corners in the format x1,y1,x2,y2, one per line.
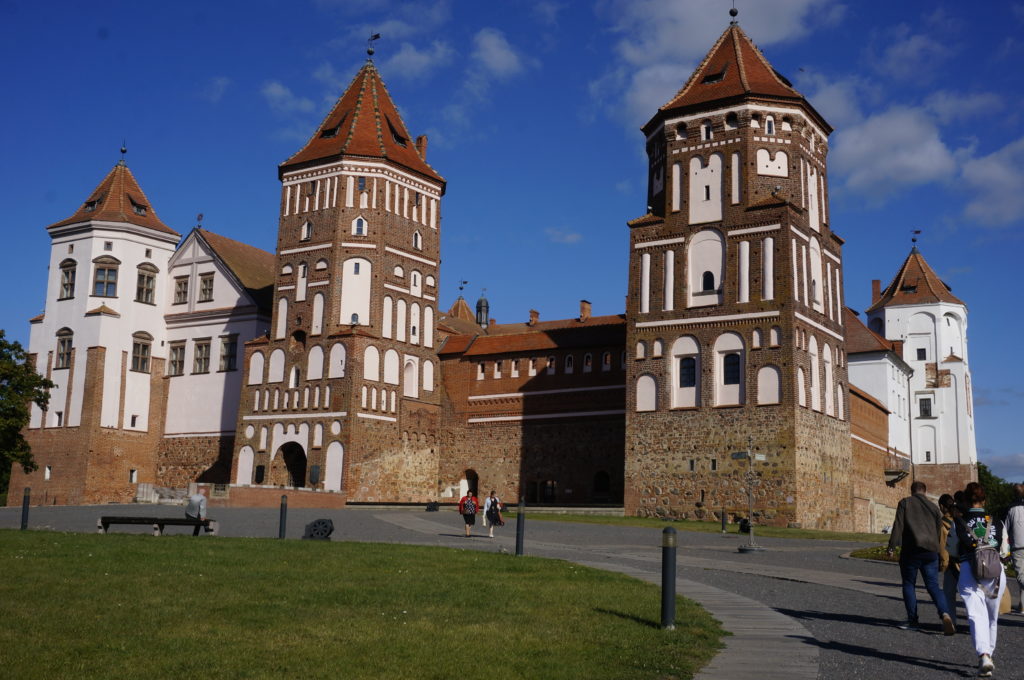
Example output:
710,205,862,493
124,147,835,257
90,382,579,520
0,330,53,500
978,462,1015,519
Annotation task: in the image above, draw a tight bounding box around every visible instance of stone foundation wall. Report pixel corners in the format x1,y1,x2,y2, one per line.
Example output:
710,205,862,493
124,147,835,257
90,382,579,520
157,435,235,488
914,463,977,497
793,407,852,530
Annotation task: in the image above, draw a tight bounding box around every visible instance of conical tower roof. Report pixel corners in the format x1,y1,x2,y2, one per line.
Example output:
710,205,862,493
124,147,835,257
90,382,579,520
48,161,178,236
866,247,965,313
646,23,829,133
280,60,443,184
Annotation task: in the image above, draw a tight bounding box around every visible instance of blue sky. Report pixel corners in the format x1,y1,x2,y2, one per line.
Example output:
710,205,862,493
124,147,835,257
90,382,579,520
2,1,1023,479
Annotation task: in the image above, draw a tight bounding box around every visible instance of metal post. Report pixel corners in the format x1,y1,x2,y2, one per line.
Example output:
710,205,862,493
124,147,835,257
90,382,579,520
720,505,727,535
515,495,525,556
20,487,30,531
661,527,677,630
278,495,288,539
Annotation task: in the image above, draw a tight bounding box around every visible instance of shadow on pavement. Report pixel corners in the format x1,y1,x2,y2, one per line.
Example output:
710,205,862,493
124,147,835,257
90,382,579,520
594,607,660,629
788,635,975,676
776,608,949,635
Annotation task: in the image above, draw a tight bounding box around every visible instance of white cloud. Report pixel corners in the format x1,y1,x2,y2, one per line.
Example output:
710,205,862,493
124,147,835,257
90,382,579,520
961,136,1024,227
924,91,1004,125
201,76,230,103
593,0,846,128
978,450,1024,482
545,228,582,244
831,106,956,198
472,28,527,79
382,40,454,80
335,0,452,43
261,81,315,114
797,72,868,130
532,1,565,26
867,24,952,81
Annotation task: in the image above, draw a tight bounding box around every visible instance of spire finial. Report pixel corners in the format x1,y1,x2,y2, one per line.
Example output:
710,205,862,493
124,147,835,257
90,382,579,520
196,213,204,230
119,140,127,165
911,229,922,252
729,1,739,25
367,32,381,58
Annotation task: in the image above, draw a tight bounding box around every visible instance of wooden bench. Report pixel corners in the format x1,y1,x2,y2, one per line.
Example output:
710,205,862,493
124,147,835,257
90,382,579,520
97,516,218,536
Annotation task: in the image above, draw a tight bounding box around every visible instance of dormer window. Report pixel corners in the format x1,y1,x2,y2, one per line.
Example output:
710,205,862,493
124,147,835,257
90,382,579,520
129,197,148,216
320,113,346,138
387,117,407,147
84,200,98,212
701,62,728,84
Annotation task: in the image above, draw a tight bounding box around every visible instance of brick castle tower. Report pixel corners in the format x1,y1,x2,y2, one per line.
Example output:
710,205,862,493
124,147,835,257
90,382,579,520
230,59,446,502
623,19,853,529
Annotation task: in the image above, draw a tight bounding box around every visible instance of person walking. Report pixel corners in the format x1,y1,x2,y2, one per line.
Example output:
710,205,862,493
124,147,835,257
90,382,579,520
484,490,504,538
954,482,1007,677
458,488,479,538
185,487,208,537
887,480,956,635
1003,483,1024,615
938,494,961,628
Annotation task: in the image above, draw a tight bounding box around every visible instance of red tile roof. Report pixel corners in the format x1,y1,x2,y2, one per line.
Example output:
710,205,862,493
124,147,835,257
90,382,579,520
849,383,889,413
281,60,443,184
85,304,120,317
48,162,178,236
866,248,965,313
844,308,896,355
627,213,663,228
649,24,829,134
440,315,627,357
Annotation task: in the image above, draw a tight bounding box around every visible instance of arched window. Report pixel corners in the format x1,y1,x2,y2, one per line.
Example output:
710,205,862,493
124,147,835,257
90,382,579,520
565,355,574,374
307,346,324,381
58,259,77,299
757,365,781,405
339,258,371,326
423,360,435,392
769,326,781,347
276,297,288,339
289,365,301,389
809,336,821,411
311,293,324,335
713,332,744,406
546,356,556,375
301,221,312,241
601,352,612,371
675,122,687,140
725,112,739,129
382,296,394,339
413,231,422,250
701,121,713,141
635,341,646,359
352,216,367,236
55,328,73,369
403,360,418,398
383,349,400,385
765,116,775,135
823,344,834,416
315,258,328,271
410,271,422,297
248,351,265,384
752,328,763,349
636,375,657,412
363,346,380,381
328,343,346,378
268,349,285,383
702,271,715,291
423,306,434,348
583,353,593,373
671,336,700,408
652,339,664,357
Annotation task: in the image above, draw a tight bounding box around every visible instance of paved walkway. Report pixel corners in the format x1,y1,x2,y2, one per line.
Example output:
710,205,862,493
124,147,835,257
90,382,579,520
3,504,1022,679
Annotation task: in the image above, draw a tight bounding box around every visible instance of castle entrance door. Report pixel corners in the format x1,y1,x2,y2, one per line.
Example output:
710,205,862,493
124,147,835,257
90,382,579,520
269,442,307,487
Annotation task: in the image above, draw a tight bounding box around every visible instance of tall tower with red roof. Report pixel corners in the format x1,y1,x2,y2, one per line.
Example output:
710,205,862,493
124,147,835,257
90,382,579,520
865,247,977,490
15,159,180,504
623,16,852,529
230,59,446,501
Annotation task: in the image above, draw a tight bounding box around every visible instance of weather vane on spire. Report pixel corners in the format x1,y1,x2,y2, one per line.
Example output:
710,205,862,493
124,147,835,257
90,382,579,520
730,1,739,24
119,140,127,165
458,280,468,293
911,229,922,246
367,32,381,57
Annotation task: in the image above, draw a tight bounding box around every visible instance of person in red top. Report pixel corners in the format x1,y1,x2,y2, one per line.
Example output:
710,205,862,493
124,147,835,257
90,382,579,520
458,489,479,537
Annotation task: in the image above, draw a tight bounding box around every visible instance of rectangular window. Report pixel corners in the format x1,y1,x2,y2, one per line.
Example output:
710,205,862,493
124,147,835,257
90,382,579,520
711,459,718,471
131,340,151,373
358,176,366,192
723,353,741,385
198,274,214,302
93,267,117,297
168,343,185,376
919,398,932,418
129,469,138,483
44,465,52,480
688,459,696,472
174,278,189,304
678,357,696,388
219,336,237,372
59,267,76,299
104,241,113,251
193,340,211,374
55,411,63,427
55,336,73,369
916,348,926,361
136,271,155,303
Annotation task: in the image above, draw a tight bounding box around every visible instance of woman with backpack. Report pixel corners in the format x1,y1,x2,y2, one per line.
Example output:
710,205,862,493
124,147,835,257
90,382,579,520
484,490,504,538
953,482,1007,677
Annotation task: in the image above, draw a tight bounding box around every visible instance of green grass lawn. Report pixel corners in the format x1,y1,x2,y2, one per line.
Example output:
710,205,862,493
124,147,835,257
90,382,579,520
0,530,724,680
510,512,888,543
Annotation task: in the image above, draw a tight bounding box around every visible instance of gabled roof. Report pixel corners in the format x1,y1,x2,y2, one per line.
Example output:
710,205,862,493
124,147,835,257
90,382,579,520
48,161,178,236
439,315,627,357
844,307,897,355
866,247,965,313
280,60,443,184
195,228,276,311
648,23,829,133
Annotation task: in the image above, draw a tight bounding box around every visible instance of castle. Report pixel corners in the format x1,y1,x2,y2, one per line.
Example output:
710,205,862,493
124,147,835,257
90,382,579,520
10,21,977,531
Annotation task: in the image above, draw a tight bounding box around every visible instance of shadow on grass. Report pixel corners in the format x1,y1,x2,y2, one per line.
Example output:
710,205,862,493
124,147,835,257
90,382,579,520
594,607,660,629
788,634,975,676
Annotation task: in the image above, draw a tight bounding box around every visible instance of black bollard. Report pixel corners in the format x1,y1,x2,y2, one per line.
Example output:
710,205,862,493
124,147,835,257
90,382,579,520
721,507,727,534
20,487,30,531
515,495,525,557
278,495,288,539
661,527,677,630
